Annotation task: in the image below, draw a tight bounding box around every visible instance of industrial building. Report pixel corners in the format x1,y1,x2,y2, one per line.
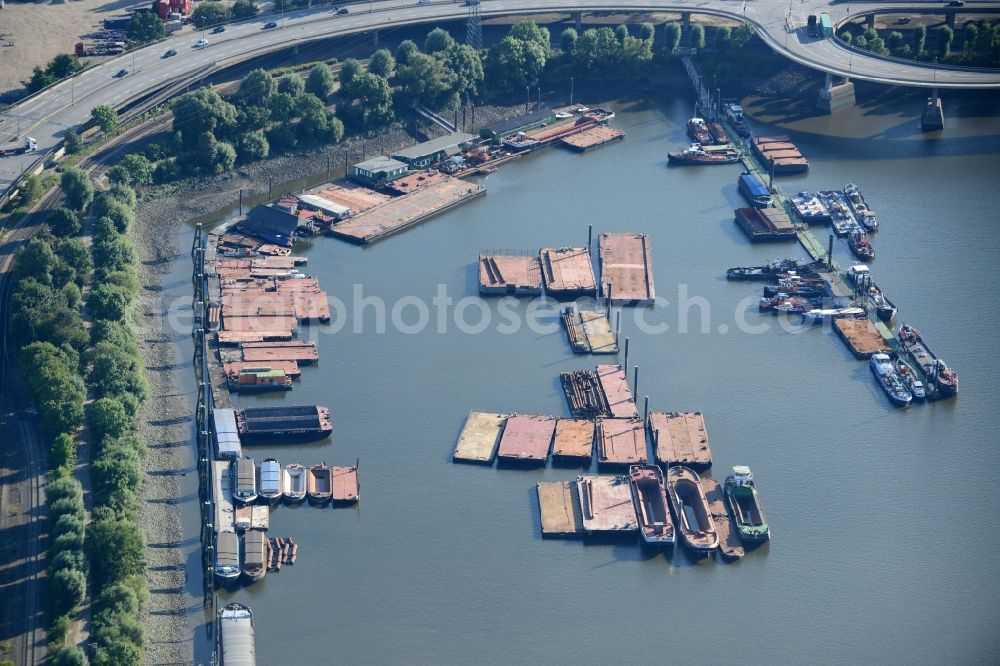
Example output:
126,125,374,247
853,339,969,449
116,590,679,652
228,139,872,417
350,156,408,187
480,108,555,142
391,132,476,168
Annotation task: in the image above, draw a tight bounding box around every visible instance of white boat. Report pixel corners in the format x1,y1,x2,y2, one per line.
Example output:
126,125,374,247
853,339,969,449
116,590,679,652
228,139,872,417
258,458,282,504
894,358,927,401
281,463,307,502
870,353,913,407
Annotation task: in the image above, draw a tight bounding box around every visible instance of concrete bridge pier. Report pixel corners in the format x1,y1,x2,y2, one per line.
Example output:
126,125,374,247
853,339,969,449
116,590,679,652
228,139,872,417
373,29,379,46
573,11,583,31
865,14,875,29
817,72,856,114
921,89,945,131
945,11,956,28
682,11,691,32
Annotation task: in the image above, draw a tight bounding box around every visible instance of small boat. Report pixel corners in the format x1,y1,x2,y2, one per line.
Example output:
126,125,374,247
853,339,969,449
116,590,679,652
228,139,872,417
759,295,814,314
667,143,739,165
791,191,830,224
628,465,675,545
723,466,770,543
845,264,896,322
554,112,573,119
701,477,744,559
214,530,241,585
258,457,282,504
281,463,307,502
894,358,926,401
848,228,875,261
844,183,879,231
307,463,332,503
232,457,258,504
870,353,913,407
800,307,865,324
898,324,958,397
227,366,293,392
708,122,730,145
687,117,713,145
762,284,827,299
725,258,825,281
722,102,750,137
665,466,718,554
242,530,269,582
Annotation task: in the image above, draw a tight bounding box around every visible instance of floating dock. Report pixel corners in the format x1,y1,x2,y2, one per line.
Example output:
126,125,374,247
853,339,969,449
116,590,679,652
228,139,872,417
734,207,797,242
551,418,594,461
833,317,891,358
478,254,543,295
576,475,638,534
223,360,301,378
701,477,744,560
497,414,557,464
562,309,617,354
598,232,655,305
648,411,712,468
218,329,295,344
331,465,359,504
596,364,638,418
536,481,584,537
561,125,625,151
453,411,506,464
213,460,235,533
539,247,597,298
239,341,318,364
597,418,648,466
234,504,270,532
560,370,609,419
328,177,486,244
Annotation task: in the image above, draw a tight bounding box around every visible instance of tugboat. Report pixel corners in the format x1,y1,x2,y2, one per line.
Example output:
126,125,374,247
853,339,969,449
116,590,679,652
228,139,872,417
759,295,814,314
848,228,875,261
869,353,913,407
628,465,675,546
687,116,713,145
846,265,896,322
667,143,739,165
894,358,927,401
722,102,751,137
723,466,770,542
665,466,718,554
898,324,959,397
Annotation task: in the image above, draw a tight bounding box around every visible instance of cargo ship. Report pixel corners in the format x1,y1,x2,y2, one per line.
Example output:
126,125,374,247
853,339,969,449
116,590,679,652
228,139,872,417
307,463,332,503
848,228,875,261
219,603,256,666
897,324,958,397
235,405,332,442
665,466,718,554
628,465,675,546
667,143,739,165
281,463,307,502
232,457,258,504
870,353,913,406
242,529,269,583
738,172,773,208
214,530,241,586
894,358,927,400
844,183,879,231
846,265,896,322
726,257,825,281
723,466,770,542
791,191,830,224
227,366,293,392
687,117,713,145
722,102,750,137
258,458,282,504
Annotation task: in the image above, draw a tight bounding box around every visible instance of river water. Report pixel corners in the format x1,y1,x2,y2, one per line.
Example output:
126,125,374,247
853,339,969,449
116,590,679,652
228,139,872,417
208,93,1000,663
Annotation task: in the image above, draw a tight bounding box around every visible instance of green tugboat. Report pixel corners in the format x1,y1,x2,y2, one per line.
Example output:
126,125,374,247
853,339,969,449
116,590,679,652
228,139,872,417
723,466,770,542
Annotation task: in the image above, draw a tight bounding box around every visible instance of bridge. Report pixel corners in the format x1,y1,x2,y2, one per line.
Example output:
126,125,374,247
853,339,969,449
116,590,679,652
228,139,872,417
1,0,999,197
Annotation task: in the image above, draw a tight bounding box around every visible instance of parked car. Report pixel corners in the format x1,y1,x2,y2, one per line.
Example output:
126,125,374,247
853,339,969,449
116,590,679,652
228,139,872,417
162,48,177,58
114,68,128,78
193,38,209,48
263,21,278,29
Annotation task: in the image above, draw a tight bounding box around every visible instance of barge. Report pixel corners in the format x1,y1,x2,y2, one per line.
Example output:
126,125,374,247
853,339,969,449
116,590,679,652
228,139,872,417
701,478,744,559
537,481,584,537
790,191,830,224
576,474,639,535
539,247,597,299
561,307,617,354
219,602,256,666
453,411,506,464
281,463,307,502
598,232,655,305
734,206,797,242
726,257,825,281
648,410,712,468
665,466,718,554
331,465,359,504
667,143,739,165
257,458,282,504
242,530,269,583
897,324,958,397
307,463,332,503
478,254,543,296
597,418,648,466
844,183,879,231
214,530,241,586
497,414,557,465
738,172,773,208
751,136,809,174
235,405,332,442
628,465,675,546
723,466,770,542
232,457,258,504
551,418,595,462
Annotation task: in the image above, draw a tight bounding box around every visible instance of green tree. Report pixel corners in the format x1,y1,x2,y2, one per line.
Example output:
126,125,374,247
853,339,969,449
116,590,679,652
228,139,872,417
937,25,954,57
963,22,978,56
369,48,396,78
92,446,142,506
867,36,888,55
47,567,86,617
338,59,362,88
396,39,419,65
854,35,868,50
663,22,682,55
19,173,44,207
95,197,134,233
306,63,335,98
52,513,84,541
51,646,89,666
398,52,457,110
93,234,135,273
425,27,455,54
887,31,905,53
47,208,81,237
47,475,84,509
509,20,550,54
191,1,231,29
914,23,927,55
128,11,164,44
691,24,706,50
561,27,578,53
91,105,119,134
574,27,619,77
171,88,238,149
88,398,131,443
92,640,142,666
267,92,296,122
60,167,93,211
20,342,85,438
87,284,130,321
54,237,92,286
239,68,275,106
231,0,258,19
237,131,270,162
339,72,394,129
51,433,77,475
87,518,146,586
63,129,82,154
715,25,731,50
442,43,484,99
277,74,304,96
51,548,86,574
328,116,345,144
484,36,546,94
108,154,154,187
615,24,630,43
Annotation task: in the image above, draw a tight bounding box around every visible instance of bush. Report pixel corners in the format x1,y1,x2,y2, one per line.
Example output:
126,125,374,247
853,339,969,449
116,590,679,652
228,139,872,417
338,58,362,88
50,433,77,475
88,398,131,443
306,63,335,98
277,74,304,96
48,567,86,617
92,640,142,666
104,270,139,300
50,548,85,574
19,173,44,208
237,131,269,163
231,0,258,19
60,167,93,211
51,514,84,541
47,613,71,646
128,11,164,44
51,646,89,666
92,449,142,506
561,27,578,53
369,48,395,78
691,24,706,50
191,1,231,29
47,208,81,237
87,284,130,321
108,155,153,187
48,496,85,523
63,130,82,155
396,39,419,65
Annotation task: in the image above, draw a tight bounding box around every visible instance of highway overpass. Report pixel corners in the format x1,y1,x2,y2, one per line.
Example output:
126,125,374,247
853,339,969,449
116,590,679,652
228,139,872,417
1,0,999,197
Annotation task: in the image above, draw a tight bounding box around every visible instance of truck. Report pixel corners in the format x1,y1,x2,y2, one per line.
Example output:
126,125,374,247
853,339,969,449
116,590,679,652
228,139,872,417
807,15,818,37
75,40,126,57
819,12,833,38
0,137,38,158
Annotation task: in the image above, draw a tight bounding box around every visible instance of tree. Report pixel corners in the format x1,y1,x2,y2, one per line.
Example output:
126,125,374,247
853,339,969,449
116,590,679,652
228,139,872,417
95,198,134,233
867,36,888,55
484,36,546,94
88,284,130,321
128,11,164,44
509,20,550,54
171,88,237,149
47,208,81,237
887,31,905,53
425,27,456,54
937,25,954,57
191,1,231,29
854,35,868,50
54,237,93,285
91,105,119,135
715,25,731,50
328,116,345,144
19,173,43,207
396,39,419,65
963,22,978,56
306,63,335,98
561,27,578,53
277,74,305,96
442,43,485,99
52,514,84,541
338,59,362,88
691,24,706,50
231,0,258,20
239,68,274,106
88,398,131,443
914,23,927,55
47,476,84,509
398,52,457,110
92,640,142,666
369,48,395,78
93,235,135,273
48,567,86,617
663,22,682,55
338,72,394,129
573,27,619,77
51,433,77,474
639,22,655,41
615,24,630,43
237,131,269,163
109,154,153,187
51,646,89,666
87,518,146,586
61,167,93,211
92,446,142,506
267,92,296,122
63,129,82,155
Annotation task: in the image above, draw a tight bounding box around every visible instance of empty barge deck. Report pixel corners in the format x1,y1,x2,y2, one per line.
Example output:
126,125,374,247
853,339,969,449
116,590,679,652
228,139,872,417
536,481,584,537
598,232,655,305
562,309,617,354
561,125,625,151
701,477,744,560
596,364,638,418
496,414,557,464
478,254,543,295
539,247,597,298
648,410,713,468
597,418,648,466
331,465,359,504
577,475,638,534
453,411,507,464
551,418,595,461
834,317,891,358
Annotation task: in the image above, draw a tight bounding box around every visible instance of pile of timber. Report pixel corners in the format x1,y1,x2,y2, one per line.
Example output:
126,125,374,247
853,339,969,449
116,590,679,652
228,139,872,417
267,536,298,571
559,370,610,419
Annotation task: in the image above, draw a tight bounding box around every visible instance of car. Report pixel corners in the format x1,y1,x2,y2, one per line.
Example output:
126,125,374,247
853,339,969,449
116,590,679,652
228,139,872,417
336,6,349,14
947,0,965,5
162,48,177,58
263,21,278,29
418,0,431,5
211,25,226,34
193,38,209,48
114,68,128,78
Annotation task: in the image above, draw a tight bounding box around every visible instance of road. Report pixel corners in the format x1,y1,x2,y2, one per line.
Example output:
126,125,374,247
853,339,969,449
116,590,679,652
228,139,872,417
0,0,999,199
